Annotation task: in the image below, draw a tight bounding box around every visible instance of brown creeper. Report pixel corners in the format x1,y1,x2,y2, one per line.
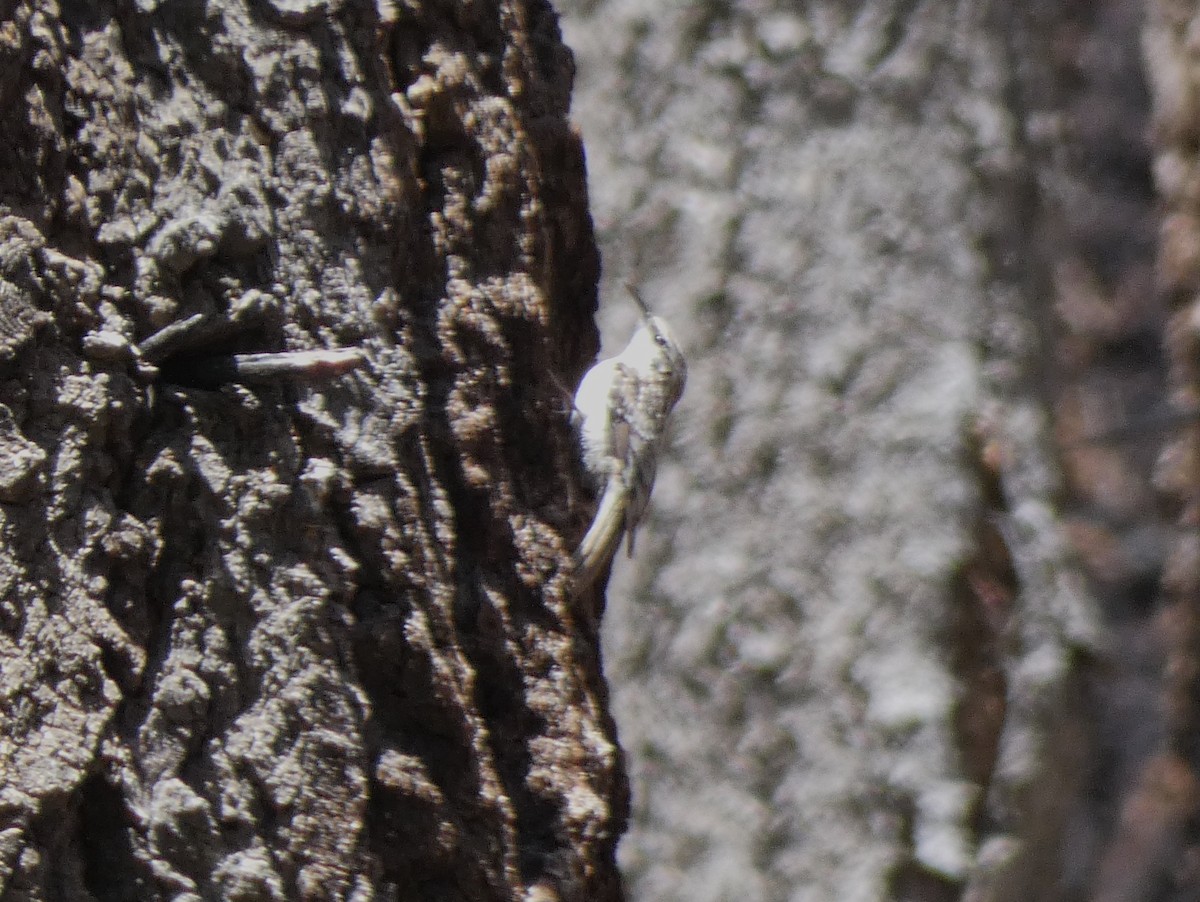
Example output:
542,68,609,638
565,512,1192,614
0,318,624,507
572,286,687,588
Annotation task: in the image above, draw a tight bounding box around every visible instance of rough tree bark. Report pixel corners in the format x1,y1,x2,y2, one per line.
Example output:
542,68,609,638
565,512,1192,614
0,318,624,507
0,2,620,901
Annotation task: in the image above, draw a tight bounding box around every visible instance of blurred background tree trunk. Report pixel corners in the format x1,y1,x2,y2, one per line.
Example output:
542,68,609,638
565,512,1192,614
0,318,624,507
558,1,1190,900
0,2,621,900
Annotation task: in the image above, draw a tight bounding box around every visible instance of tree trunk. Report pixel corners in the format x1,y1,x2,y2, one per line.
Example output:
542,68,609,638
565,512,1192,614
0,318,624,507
0,2,620,901
559,1,1162,900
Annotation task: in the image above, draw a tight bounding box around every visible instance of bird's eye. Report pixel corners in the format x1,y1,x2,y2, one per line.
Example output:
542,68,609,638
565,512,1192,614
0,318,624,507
654,334,668,347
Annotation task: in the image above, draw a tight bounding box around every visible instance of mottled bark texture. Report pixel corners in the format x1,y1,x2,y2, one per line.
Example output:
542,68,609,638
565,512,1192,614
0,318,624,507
1131,4,1200,901
558,1,1164,901
0,2,620,901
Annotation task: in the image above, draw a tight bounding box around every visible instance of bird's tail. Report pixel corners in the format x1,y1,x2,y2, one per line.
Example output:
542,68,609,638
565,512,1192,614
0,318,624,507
572,476,630,590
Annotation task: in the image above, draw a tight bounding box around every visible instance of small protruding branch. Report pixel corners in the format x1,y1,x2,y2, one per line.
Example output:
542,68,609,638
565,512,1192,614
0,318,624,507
160,348,367,388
